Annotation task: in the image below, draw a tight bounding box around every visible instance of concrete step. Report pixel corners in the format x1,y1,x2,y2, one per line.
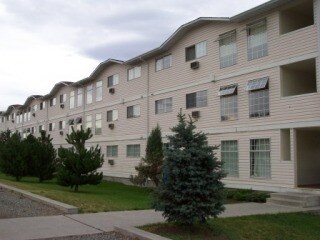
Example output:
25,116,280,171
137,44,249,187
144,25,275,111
268,192,320,208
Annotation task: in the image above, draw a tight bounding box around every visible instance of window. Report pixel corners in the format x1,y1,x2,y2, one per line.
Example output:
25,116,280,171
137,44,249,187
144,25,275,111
32,104,37,112
86,115,92,130
69,91,75,109
86,84,93,104
75,117,82,131
40,101,45,110
38,125,43,132
127,144,140,157
250,138,271,178
107,110,118,122
246,77,269,118
68,119,74,133
128,66,141,80
127,105,140,118
77,88,83,107
96,81,102,101
155,97,172,114
281,129,291,161
156,55,172,71
95,113,102,135
185,41,207,61
31,127,36,134
221,141,238,177
49,122,55,132
247,20,268,60
60,94,67,103
186,90,207,109
59,120,65,130
50,98,56,107
106,145,118,157
27,108,31,121
219,85,238,121
219,30,237,68
107,74,119,87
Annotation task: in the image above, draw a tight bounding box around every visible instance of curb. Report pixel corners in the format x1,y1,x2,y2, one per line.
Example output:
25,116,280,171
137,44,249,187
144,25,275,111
114,225,170,240
0,183,79,214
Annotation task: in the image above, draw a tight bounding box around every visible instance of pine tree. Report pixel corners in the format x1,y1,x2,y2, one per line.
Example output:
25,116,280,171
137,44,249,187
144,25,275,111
153,113,225,225
56,127,104,191
131,125,164,186
0,132,27,181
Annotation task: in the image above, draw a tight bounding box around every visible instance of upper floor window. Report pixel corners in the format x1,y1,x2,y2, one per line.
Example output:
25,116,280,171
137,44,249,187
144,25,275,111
49,122,55,132
219,85,238,121
219,30,237,68
186,90,207,109
156,55,172,71
155,97,172,114
86,115,92,130
49,98,56,107
247,20,268,60
77,88,83,107
40,101,46,110
128,66,141,81
96,81,103,102
107,74,119,87
246,77,269,118
127,105,140,118
185,41,207,61
59,120,66,130
60,94,67,103
86,84,93,104
107,110,118,122
32,104,37,112
95,113,102,135
69,91,75,109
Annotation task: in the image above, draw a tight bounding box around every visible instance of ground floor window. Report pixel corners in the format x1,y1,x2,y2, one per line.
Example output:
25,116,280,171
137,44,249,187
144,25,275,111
221,140,238,177
250,138,271,178
127,144,140,157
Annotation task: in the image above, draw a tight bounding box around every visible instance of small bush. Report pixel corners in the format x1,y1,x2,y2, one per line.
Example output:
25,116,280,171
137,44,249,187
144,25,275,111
225,188,270,203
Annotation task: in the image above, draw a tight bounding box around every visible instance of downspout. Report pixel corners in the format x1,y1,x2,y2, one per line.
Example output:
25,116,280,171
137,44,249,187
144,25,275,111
140,57,150,138
317,0,320,88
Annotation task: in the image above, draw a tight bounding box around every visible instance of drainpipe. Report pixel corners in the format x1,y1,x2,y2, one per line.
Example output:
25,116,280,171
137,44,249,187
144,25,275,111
139,57,150,138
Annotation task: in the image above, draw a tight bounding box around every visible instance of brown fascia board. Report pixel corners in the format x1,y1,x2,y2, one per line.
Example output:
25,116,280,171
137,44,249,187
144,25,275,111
72,59,124,87
125,17,230,65
231,0,295,22
42,81,74,100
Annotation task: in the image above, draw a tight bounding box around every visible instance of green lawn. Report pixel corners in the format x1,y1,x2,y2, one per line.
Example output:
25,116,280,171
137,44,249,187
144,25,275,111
141,212,320,240
0,173,152,213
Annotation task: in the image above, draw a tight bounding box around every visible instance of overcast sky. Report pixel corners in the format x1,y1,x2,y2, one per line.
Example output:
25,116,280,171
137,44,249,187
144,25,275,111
0,0,269,110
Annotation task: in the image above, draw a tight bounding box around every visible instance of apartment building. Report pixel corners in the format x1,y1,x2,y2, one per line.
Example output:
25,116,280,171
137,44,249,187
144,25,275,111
1,0,320,192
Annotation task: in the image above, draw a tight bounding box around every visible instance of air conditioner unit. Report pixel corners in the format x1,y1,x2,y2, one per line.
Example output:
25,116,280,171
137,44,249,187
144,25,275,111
191,111,200,119
32,113,36,117
60,104,64,109
109,88,115,94
108,159,114,165
190,61,200,69
59,131,63,136
11,120,14,123
108,123,115,129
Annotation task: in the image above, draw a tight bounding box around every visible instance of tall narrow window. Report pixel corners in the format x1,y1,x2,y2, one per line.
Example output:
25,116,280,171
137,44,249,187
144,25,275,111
219,85,238,121
86,115,92,130
246,77,269,118
185,41,207,61
247,20,268,60
59,120,66,130
60,94,66,103
27,108,31,121
186,90,207,109
77,88,83,107
107,74,119,87
40,101,46,110
221,140,238,177
127,105,140,118
107,110,118,122
155,98,172,114
128,66,141,80
69,91,75,109
86,84,93,104
127,144,140,157
156,55,172,71
50,98,56,107
106,145,118,157
49,122,55,132
75,117,82,131
68,119,74,133
96,81,102,101
219,30,237,68
250,139,271,178
95,113,102,135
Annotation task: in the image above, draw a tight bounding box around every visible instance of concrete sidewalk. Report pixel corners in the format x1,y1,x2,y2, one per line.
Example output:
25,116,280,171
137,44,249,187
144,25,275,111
0,203,314,240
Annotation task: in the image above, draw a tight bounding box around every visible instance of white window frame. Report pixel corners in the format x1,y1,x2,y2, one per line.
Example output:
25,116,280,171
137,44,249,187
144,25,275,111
128,66,141,81
86,84,93,104
107,74,119,87
186,90,207,109
107,110,118,122
127,144,140,157
127,105,141,118
155,97,172,114
96,81,103,102
69,91,75,109
156,54,172,71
